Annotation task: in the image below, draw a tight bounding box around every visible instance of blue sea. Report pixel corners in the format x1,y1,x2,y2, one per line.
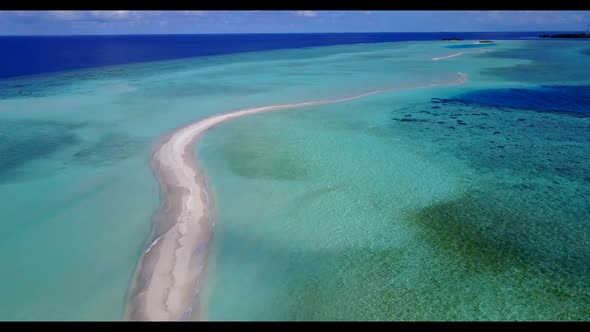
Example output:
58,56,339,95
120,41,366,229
0,32,562,79
0,32,589,321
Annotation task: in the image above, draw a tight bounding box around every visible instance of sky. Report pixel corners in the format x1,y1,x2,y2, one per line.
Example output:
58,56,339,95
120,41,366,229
0,11,589,35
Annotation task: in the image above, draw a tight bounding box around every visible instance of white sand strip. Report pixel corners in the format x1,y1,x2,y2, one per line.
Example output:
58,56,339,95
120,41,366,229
432,52,465,61
125,72,468,321
432,49,491,61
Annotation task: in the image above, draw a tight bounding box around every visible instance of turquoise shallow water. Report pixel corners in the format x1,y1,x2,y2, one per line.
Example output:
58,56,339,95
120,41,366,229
197,40,590,320
0,39,589,320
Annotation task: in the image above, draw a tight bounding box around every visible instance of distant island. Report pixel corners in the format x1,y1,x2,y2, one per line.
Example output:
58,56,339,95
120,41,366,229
476,40,495,44
539,33,590,39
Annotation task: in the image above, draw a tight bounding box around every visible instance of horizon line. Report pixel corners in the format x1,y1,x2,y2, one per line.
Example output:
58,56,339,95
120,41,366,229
0,30,581,37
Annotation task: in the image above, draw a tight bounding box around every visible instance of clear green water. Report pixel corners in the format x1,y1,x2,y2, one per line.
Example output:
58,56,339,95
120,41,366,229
0,40,588,320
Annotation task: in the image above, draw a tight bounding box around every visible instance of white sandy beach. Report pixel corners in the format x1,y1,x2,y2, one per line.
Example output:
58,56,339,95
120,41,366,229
125,72,468,321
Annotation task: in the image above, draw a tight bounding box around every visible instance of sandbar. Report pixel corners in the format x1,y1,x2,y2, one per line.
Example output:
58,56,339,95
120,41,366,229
125,72,468,321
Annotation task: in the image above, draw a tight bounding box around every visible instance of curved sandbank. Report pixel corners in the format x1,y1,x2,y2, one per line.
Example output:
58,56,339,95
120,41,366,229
432,49,491,61
125,72,468,321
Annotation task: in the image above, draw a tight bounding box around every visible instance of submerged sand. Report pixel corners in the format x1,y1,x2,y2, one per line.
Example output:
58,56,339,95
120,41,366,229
125,72,468,321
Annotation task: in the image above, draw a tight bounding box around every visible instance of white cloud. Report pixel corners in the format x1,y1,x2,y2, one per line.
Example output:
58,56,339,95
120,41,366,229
1,10,208,23
294,11,318,18
517,11,569,24
178,10,205,16
50,11,83,20
12,11,40,17
90,11,131,21
469,10,570,26
572,14,584,23
329,11,345,18
487,11,503,21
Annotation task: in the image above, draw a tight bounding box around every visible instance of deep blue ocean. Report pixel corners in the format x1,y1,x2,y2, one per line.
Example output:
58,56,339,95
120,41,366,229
0,32,571,79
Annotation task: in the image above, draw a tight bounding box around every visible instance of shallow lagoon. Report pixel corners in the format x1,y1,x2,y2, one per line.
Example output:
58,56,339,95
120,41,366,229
198,40,590,320
0,39,588,320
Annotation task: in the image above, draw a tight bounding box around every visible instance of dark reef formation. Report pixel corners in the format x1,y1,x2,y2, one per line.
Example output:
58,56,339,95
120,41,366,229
539,33,590,39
